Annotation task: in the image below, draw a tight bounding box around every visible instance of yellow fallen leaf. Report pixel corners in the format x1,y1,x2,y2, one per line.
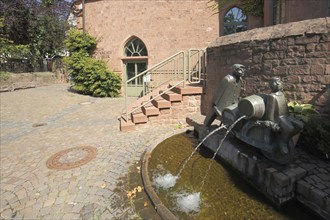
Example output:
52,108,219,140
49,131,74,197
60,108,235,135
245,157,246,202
144,201,148,207
100,183,107,188
136,186,143,192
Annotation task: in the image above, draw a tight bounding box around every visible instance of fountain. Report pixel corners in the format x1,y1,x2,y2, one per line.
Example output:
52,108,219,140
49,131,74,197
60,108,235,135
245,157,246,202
138,65,327,219
142,132,317,219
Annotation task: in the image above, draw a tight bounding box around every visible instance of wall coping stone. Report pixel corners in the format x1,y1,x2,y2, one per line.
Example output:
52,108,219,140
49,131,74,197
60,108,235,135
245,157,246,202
209,17,330,48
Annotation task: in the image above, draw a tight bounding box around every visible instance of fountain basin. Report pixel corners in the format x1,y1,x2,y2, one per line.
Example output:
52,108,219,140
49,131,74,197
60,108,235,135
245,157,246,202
140,127,322,219
187,114,330,219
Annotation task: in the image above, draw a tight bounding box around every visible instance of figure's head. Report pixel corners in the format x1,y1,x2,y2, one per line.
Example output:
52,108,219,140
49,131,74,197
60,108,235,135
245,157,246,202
232,64,245,78
269,77,283,92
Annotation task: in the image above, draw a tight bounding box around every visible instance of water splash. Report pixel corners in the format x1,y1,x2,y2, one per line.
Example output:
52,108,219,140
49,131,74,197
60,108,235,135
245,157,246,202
174,192,201,214
153,173,179,190
177,125,226,177
200,115,246,189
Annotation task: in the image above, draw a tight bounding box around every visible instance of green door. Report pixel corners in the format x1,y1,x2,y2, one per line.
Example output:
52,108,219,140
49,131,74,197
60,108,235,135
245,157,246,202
126,62,147,97
123,37,148,97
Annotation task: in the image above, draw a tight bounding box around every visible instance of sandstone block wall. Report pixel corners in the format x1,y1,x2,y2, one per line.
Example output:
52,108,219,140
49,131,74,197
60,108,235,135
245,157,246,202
202,17,330,115
0,72,59,92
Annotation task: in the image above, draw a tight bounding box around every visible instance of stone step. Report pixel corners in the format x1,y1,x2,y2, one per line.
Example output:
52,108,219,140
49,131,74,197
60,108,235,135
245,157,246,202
142,104,160,116
151,97,171,109
131,111,148,124
171,83,203,95
162,91,182,102
120,118,136,132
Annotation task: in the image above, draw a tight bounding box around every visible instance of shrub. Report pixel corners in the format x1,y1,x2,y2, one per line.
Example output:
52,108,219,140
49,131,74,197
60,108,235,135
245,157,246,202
288,101,319,123
64,29,121,97
288,101,330,158
67,55,121,97
302,115,330,158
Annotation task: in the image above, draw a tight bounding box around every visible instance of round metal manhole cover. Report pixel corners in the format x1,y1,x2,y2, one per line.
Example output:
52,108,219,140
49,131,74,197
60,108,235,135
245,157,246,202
46,146,97,170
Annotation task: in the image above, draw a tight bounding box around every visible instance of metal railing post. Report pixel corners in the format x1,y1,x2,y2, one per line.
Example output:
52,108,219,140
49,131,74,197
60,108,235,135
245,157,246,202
123,51,191,119
183,51,186,88
125,81,128,121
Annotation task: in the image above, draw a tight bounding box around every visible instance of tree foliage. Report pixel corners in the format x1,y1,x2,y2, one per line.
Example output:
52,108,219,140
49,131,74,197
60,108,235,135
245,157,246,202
0,18,30,59
64,29,121,97
64,28,97,54
0,0,72,67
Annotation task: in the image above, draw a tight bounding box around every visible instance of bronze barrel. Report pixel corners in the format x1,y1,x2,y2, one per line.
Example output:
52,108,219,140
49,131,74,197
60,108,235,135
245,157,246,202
238,95,265,119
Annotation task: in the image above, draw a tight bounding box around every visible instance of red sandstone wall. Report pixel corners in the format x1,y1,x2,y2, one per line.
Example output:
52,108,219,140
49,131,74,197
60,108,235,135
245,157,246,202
202,18,330,115
283,0,328,23
79,0,219,74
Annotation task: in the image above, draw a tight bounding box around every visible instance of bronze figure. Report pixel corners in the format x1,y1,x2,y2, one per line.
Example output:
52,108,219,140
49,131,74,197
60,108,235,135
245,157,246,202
204,64,245,129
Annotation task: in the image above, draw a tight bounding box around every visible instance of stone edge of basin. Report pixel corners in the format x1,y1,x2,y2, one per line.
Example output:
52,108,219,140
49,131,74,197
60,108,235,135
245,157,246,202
141,128,191,220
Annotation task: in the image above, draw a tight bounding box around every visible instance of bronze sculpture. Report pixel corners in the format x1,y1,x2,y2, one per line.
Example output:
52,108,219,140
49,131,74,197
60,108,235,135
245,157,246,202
204,64,245,129
208,73,304,164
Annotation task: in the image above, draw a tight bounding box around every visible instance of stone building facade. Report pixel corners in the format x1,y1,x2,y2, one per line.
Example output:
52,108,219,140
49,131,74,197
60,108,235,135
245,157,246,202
75,0,219,74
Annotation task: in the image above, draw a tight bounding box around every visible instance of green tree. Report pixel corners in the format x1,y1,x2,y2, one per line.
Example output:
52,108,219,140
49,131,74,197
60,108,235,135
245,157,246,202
0,17,30,59
0,0,71,69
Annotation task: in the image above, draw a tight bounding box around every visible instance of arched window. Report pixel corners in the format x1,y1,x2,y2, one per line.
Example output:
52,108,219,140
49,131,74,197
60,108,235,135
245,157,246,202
124,37,148,57
223,7,247,35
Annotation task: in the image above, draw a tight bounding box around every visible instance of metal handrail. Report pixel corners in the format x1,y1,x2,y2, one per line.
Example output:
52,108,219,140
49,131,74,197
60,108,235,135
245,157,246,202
126,51,185,85
123,49,207,122
124,51,186,121
188,48,206,83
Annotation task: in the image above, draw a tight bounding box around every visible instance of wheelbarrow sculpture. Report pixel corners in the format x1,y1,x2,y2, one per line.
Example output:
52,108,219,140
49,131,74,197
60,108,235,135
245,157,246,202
205,66,304,164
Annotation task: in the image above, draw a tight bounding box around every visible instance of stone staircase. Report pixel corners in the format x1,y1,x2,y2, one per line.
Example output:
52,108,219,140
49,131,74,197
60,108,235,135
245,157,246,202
120,83,203,131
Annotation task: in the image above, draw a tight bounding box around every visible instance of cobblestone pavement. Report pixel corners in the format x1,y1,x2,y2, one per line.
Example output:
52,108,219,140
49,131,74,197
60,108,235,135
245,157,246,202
0,84,178,219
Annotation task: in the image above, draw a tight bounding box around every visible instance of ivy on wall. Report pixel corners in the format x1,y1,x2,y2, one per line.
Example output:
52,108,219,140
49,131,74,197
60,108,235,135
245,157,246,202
240,0,264,17
209,0,264,17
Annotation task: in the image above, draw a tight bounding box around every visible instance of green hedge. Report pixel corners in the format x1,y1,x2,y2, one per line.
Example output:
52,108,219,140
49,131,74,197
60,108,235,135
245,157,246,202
288,101,330,158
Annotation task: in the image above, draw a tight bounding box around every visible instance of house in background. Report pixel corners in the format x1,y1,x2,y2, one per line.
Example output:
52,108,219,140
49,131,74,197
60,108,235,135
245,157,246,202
72,0,329,97
72,0,219,96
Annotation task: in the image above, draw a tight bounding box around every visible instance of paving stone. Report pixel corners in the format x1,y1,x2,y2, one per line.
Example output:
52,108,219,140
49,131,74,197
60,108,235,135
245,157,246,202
304,176,316,184
299,163,317,172
297,180,312,198
310,188,327,207
310,175,322,183
313,182,328,190
318,173,330,181
0,209,13,219
62,213,81,220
